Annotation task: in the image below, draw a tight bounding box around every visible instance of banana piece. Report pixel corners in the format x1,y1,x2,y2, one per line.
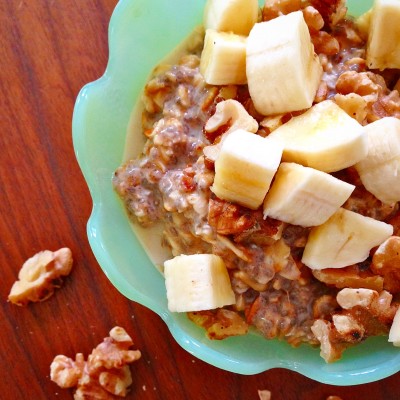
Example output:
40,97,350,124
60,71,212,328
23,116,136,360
246,11,322,116
366,0,400,70
355,8,372,40
203,0,259,36
355,117,400,204
268,100,368,173
389,306,400,346
263,162,355,227
211,129,283,210
302,208,393,270
200,29,247,85
164,254,235,312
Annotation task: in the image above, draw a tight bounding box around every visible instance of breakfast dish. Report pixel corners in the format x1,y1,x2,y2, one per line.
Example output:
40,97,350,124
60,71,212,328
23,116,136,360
112,0,400,362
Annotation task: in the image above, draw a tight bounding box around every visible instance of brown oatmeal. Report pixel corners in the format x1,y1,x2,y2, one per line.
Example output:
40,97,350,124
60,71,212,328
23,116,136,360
113,1,400,362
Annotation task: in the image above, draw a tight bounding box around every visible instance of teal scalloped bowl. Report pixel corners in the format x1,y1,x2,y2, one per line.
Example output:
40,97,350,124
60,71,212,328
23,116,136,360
72,0,400,385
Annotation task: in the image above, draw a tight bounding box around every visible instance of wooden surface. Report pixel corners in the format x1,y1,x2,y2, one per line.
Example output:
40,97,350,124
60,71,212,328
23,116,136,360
1,1,399,399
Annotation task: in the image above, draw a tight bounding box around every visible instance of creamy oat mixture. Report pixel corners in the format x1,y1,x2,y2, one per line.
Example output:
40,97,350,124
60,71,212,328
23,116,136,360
113,0,400,361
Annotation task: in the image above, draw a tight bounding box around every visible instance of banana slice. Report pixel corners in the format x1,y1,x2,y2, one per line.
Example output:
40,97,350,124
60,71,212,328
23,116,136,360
200,29,247,85
164,254,235,312
389,306,400,346
355,8,372,40
355,117,400,204
211,129,283,210
302,208,393,270
366,0,400,70
268,100,368,173
263,163,355,227
246,11,322,116
203,0,259,36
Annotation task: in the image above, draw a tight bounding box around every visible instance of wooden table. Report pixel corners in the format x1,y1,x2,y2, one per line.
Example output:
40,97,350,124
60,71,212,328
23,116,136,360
1,1,399,399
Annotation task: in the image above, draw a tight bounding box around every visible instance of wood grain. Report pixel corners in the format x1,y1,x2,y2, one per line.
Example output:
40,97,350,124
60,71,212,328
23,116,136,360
1,1,399,399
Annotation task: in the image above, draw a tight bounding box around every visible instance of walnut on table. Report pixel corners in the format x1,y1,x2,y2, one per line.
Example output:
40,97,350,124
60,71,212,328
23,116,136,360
8,247,73,306
50,327,141,399
258,389,272,400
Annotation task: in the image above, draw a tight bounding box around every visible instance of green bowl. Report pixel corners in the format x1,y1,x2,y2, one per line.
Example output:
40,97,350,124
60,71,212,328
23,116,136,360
72,0,400,384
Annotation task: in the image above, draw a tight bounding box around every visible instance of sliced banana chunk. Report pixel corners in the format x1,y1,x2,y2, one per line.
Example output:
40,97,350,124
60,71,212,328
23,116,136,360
355,117,400,204
263,163,355,227
302,208,393,270
203,0,259,36
164,254,235,312
246,11,322,116
389,306,400,346
268,100,367,172
200,29,247,85
366,0,400,70
211,129,283,210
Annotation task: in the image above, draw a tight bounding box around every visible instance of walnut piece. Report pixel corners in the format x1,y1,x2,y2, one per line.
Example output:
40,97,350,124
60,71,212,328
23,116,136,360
336,288,378,309
312,265,384,292
50,327,141,399
203,99,258,162
334,93,368,124
188,309,248,340
312,289,398,362
258,389,272,400
371,236,400,294
8,248,73,306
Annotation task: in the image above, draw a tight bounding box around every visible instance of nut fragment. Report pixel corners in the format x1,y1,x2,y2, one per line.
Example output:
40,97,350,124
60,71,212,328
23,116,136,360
8,248,73,306
203,99,258,161
312,265,384,292
188,309,248,340
258,389,272,400
332,314,365,340
334,93,368,124
311,319,348,363
50,327,141,399
371,236,400,293
336,288,378,309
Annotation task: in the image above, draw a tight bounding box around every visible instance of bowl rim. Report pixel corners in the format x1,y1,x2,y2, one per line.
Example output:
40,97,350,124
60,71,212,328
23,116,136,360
72,0,400,384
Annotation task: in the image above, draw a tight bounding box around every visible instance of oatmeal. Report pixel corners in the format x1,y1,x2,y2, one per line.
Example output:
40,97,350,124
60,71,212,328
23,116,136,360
113,0,400,362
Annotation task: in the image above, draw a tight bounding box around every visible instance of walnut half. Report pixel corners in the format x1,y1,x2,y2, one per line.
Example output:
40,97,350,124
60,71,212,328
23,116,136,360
8,247,73,306
50,327,141,399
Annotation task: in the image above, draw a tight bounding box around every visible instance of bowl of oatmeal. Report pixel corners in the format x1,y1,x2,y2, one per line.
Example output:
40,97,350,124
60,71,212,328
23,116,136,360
73,0,400,384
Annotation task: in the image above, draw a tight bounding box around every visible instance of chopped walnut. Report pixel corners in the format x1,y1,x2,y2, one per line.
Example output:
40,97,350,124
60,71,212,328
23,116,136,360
336,70,400,122
309,0,347,27
371,236,400,294
334,93,368,124
332,314,365,341
311,31,340,56
311,319,348,363
313,294,338,319
302,6,325,32
312,265,384,292
262,0,302,21
50,327,141,399
8,248,73,306
202,99,258,162
188,309,248,340
312,289,398,362
208,197,256,236
336,288,378,309
314,80,329,103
